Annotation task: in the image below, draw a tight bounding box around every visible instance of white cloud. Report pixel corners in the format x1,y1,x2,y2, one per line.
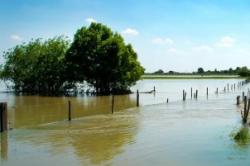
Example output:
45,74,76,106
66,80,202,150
192,45,213,52
167,48,177,53
152,37,174,45
216,36,236,47
122,28,139,36
10,35,22,42
85,17,97,24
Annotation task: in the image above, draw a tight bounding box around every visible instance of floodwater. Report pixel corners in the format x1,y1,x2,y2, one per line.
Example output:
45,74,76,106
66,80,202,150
1,79,250,166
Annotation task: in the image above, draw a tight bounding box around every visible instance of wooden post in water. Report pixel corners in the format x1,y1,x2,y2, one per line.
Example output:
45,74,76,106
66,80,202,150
216,88,219,94
242,96,248,124
191,88,193,99
206,87,208,97
236,96,240,105
0,102,7,133
153,86,156,92
0,103,7,133
196,90,198,99
68,101,71,121
242,92,245,102
111,95,115,114
227,84,229,91
136,90,139,107
244,95,247,107
244,96,247,110
183,90,185,101
166,98,169,103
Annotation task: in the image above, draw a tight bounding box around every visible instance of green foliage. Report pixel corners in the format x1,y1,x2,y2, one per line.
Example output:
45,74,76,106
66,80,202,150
154,69,164,74
65,23,144,95
1,36,69,93
238,66,250,77
197,67,204,74
234,127,250,145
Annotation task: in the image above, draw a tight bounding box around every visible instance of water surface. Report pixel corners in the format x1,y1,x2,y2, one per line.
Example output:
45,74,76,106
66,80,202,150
1,79,250,166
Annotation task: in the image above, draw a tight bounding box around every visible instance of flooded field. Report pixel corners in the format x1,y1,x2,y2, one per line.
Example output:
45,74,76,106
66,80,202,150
1,79,250,166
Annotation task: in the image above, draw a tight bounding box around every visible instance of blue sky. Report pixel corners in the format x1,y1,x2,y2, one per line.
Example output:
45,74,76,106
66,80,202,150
1,0,250,72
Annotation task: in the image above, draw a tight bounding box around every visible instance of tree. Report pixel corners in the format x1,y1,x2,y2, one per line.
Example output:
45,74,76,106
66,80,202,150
229,68,233,73
238,66,250,77
168,71,175,74
1,36,69,94
197,67,204,74
65,23,144,95
154,69,164,74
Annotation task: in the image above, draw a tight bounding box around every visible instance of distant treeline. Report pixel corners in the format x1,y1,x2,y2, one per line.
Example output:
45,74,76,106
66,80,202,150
147,67,250,76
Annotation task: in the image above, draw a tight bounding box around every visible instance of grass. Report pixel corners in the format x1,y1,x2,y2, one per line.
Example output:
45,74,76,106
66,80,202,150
142,74,241,79
234,127,250,146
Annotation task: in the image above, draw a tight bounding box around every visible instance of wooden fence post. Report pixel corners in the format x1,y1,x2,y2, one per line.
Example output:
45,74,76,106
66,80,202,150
191,87,193,99
236,96,240,105
183,90,185,101
242,96,249,124
0,102,7,132
242,92,245,101
136,90,139,107
68,101,71,121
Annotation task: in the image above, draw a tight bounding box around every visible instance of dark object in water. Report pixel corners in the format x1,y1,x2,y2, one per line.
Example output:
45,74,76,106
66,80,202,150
141,90,155,94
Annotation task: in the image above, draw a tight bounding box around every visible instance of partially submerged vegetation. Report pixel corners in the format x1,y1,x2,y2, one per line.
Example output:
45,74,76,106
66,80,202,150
1,37,69,94
0,23,144,95
234,127,250,145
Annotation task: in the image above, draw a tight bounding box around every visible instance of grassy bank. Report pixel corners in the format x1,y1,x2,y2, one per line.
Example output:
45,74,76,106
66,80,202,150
142,74,241,79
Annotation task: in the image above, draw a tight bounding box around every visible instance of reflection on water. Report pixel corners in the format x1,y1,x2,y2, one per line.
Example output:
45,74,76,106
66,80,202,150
0,132,8,161
4,111,140,165
7,95,136,128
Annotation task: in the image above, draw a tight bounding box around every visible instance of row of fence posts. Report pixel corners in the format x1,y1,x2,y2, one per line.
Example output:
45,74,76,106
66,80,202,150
64,88,144,122
184,87,200,101
0,92,141,130
2,81,247,128
183,81,245,102
110,87,157,114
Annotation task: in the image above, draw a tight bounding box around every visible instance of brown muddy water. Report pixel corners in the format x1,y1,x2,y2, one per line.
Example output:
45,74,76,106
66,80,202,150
1,79,250,166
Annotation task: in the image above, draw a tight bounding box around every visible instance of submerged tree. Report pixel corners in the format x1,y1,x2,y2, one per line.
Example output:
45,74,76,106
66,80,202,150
1,36,69,93
65,23,144,95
